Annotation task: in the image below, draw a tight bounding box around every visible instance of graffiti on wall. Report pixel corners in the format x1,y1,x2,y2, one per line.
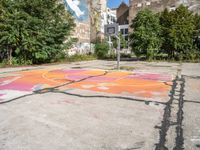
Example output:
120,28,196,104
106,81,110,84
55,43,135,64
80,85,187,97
0,69,172,102
63,0,91,53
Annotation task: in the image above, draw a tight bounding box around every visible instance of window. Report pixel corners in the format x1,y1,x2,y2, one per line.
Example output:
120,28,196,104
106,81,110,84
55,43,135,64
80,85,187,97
125,29,128,35
125,36,128,41
137,3,142,7
120,29,124,34
146,2,151,6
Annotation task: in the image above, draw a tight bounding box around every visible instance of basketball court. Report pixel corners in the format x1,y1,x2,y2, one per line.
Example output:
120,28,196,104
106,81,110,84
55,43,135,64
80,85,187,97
0,60,199,150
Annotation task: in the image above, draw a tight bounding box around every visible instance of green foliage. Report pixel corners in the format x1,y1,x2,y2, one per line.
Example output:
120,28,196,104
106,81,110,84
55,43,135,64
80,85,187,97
160,5,196,60
65,54,96,62
194,13,200,52
120,53,132,58
119,33,128,49
129,5,200,61
95,42,109,59
0,0,75,65
130,9,162,60
111,33,127,49
159,8,173,58
112,36,118,49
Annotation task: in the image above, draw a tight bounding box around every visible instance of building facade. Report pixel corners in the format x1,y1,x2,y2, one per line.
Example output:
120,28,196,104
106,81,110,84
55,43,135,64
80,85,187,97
64,0,90,55
116,2,129,48
107,8,117,24
90,0,108,43
117,2,129,25
129,0,200,27
64,0,108,55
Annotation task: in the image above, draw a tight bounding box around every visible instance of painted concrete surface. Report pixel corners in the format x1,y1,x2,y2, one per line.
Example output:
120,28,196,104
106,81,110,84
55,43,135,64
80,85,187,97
0,69,172,102
0,60,199,150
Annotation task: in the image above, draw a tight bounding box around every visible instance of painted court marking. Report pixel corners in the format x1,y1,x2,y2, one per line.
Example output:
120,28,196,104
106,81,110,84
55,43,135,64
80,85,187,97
0,69,172,102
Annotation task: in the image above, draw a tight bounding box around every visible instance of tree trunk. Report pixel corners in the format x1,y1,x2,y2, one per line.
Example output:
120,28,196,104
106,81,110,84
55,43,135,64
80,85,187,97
8,47,13,65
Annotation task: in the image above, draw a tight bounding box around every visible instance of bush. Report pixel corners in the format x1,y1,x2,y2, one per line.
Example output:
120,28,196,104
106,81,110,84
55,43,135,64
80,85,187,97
120,53,132,58
65,54,96,62
95,42,109,59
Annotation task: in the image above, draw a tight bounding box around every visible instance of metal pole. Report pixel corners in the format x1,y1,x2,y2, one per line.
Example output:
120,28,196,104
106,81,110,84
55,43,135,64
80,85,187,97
108,36,111,52
117,36,120,70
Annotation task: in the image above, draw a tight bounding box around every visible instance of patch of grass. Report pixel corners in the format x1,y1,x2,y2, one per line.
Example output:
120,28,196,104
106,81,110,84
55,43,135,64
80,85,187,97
0,63,4,68
0,62,23,68
63,54,97,62
120,66,136,71
0,54,97,68
112,66,136,71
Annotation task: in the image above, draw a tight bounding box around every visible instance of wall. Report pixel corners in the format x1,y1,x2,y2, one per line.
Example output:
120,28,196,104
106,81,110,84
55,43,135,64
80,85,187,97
64,0,107,54
64,0,90,43
64,0,91,55
90,0,107,43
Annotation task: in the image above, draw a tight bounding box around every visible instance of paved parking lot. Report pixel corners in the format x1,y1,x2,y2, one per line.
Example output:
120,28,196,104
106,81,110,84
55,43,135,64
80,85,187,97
0,60,200,150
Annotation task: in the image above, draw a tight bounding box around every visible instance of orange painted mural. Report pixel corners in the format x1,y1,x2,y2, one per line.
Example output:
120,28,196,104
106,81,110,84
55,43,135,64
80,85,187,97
0,69,172,101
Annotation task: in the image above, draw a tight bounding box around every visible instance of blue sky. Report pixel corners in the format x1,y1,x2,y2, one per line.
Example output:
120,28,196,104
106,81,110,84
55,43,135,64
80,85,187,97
107,0,129,8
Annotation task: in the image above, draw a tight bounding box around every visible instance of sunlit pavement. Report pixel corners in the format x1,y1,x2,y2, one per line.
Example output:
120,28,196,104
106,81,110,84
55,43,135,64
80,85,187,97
0,60,200,150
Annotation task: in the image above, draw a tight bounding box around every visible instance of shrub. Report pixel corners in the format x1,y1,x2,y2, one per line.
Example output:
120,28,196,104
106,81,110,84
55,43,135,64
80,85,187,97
94,42,109,59
66,54,96,62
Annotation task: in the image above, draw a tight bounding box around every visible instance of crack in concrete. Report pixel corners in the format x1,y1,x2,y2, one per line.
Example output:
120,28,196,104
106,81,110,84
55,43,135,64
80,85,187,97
50,90,166,105
155,77,178,150
35,71,108,93
155,76,186,150
174,77,185,150
184,100,200,104
0,94,35,104
183,75,200,80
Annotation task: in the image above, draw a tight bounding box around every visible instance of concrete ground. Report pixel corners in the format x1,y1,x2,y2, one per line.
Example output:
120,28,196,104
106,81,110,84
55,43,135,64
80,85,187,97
0,60,199,150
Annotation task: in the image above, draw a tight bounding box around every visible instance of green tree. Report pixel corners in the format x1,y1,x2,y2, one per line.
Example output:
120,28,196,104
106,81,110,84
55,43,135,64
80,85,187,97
0,0,75,65
119,33,127,49
160,5,196,60
129,9,162,60
194,13,200,53
112,33,127,49
159,8,174,58
194,13,200,36
0,0,19,65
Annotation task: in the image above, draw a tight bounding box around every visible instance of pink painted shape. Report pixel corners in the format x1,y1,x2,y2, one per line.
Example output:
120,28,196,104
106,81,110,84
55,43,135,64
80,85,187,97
62,69,87,73
87,76,117,81
127,73,171,81
0,76,16,83
0,82,34,91
66,75,90,81
51,69,87,74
